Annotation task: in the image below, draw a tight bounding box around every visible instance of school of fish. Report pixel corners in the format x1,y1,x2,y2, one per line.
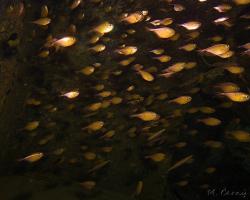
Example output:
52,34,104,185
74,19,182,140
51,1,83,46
4,0,250,199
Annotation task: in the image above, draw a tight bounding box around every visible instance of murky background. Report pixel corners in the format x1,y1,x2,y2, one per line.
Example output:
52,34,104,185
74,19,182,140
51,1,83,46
0,0,250,199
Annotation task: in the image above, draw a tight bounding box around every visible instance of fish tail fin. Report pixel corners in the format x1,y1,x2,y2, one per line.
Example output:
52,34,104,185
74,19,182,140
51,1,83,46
130,114,137,118
159,72,173,78
215,92,226,98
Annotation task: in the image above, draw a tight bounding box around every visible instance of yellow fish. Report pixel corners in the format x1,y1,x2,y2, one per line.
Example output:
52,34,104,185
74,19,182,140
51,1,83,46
147,27,175,39
230,130,250,142
83,121,104,131
121,11,147,24
80,181,96,190
116,46,137,55
150,48,165,55
224,66,244,74
169,96,192,105
89,44,106,52
119,57,136,66
54,36,76,47
204,140,223,148
198,117,221,126
173,4,185,12
200,44,230,56
135,181,143,196
150,18,173,26
135,67,154,82
162,62,186,73
61,90,79,99
93,21,114,35
18,152,44,163
86,102,102,111
214,82,240,92
31,17,51,26
24,121,40,131
145,153,166,162
83,152,96,160
97,91,112,98
110,97,123,104
41,5,49,17
214,4,232,12
131,111,160,121
180,21,201,30
70,0,82,10
168,155,193,172
89,35,100,44
153,55,171,62
210,36,223,42
233,0,250,5
219,92,250,102
199,106,216,114
184,62,197,69
80,66,95,75
179,43,197,51
38,50,49,58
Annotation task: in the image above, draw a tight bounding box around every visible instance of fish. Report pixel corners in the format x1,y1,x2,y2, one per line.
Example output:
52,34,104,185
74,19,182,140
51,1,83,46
147,27,175,39
204,140,223,148
153,55,171,62
86,102,102,111
133,65,154,82
83,152,96,160
89,44,106,52
119,57,136,66
199,44,230,56
131,111,160,121
93,21,114,35
233,0,250,5
213,4,232,12
41,5,49,17
12,0,250,197
199,106,216,114
197,117,221,126
168,155,193,172
160,62,186,77
214,82,240,93
82,121,104,131
150,18,173,26
53,36,76,47
169,96,192,105
79,66,95,75
218,92,250,102
229,130,250,142
121,11,148,24
31,17,51,26
135,181,143,196
24,121,39,131
179,43,197,51
61,90,79,99
70,0,82,10
223,65,244,74
88,160,110,173
80,181,96,190
18,152,44,163
145,153,166,162
180,21,201,30
150,48,164,55
116,46,137,55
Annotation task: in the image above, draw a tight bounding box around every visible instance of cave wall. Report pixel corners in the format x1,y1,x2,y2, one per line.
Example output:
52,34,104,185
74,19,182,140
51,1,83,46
0,3,26,169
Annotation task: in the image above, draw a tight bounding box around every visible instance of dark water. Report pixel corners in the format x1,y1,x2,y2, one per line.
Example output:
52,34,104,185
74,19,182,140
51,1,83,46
0,0,250,200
